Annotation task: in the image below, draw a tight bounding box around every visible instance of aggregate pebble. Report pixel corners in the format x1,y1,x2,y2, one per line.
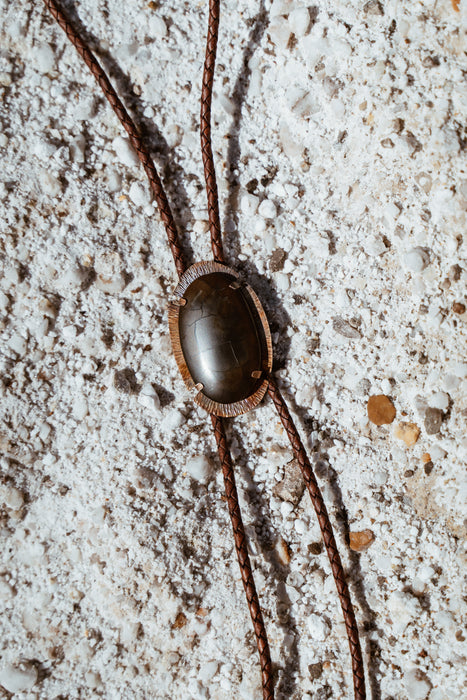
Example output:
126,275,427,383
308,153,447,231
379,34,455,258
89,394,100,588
0,579,14,600
403,668,432,699
430,444,447,461
269,248,286,272
288,7,311,36
8,333,27,355
138,382,161,412
275,536,291,566
258,199,277,219
185,455,212,483
349,529,375,552
307,614,331,641
394,422,421,446
332,317,362,339
367,394,396,425
129,182,151,208
424,407,444,435
112,135,139,168
0,486,24,511
428,392,450,411
403,247,430,272
272,458,305,505
0,664,37,693
449,264,462,281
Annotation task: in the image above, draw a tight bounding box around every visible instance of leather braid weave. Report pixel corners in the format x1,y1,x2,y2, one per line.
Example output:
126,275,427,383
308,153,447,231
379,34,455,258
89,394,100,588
211,415,274,700
204,6,274,697
42,1,366,697
42,0,187,279
267,377,366,699
200,0,225,264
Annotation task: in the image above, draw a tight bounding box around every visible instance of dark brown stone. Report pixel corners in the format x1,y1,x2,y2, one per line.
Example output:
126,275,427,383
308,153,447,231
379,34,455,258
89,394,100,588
308,542,323,555
424,462,434,475
309,662,323,680
178,272,266,404
245,178,258,194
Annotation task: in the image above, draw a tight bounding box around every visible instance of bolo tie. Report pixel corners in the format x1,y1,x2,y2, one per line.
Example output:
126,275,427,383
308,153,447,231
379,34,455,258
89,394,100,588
42,1,366,698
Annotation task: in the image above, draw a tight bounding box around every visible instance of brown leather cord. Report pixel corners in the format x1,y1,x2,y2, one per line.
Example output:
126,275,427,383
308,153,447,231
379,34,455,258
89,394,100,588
42,0,187,279
211,415,274,700
267,376,366,699
200,0,225,264
43,0,272,694
202,5,274,694
42,1,367,698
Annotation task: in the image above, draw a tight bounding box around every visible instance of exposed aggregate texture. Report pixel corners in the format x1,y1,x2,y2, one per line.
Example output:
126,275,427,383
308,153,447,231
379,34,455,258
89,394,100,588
0,1,466,699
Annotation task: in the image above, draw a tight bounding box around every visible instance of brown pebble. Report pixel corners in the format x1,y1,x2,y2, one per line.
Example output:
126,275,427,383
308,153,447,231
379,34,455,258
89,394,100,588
349,529,375,552
424,462,434,475
275,536,291,566
309,662,323,680
452,301,466,314
367,394,396,425
308,542,323,555
394,422,420,446
172,612,187,629
422,453,431,463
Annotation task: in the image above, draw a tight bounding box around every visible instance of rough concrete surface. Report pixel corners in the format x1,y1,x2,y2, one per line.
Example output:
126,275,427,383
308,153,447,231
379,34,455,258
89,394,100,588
0,1,466,698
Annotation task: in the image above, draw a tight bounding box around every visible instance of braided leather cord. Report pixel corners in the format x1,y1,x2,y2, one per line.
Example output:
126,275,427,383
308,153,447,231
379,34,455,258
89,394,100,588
203,5,275,696
267,377,366,699
42,0,187,279
211,415,274,700
41,2,366,697
200,0,225,264
43,0,273,694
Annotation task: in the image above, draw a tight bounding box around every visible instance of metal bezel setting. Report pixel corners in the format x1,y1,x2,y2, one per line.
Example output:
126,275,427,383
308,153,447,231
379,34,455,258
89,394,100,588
168,261,273,417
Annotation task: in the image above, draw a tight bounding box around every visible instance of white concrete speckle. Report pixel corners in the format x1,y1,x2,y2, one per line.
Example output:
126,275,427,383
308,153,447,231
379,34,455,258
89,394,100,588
0,664,37,693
